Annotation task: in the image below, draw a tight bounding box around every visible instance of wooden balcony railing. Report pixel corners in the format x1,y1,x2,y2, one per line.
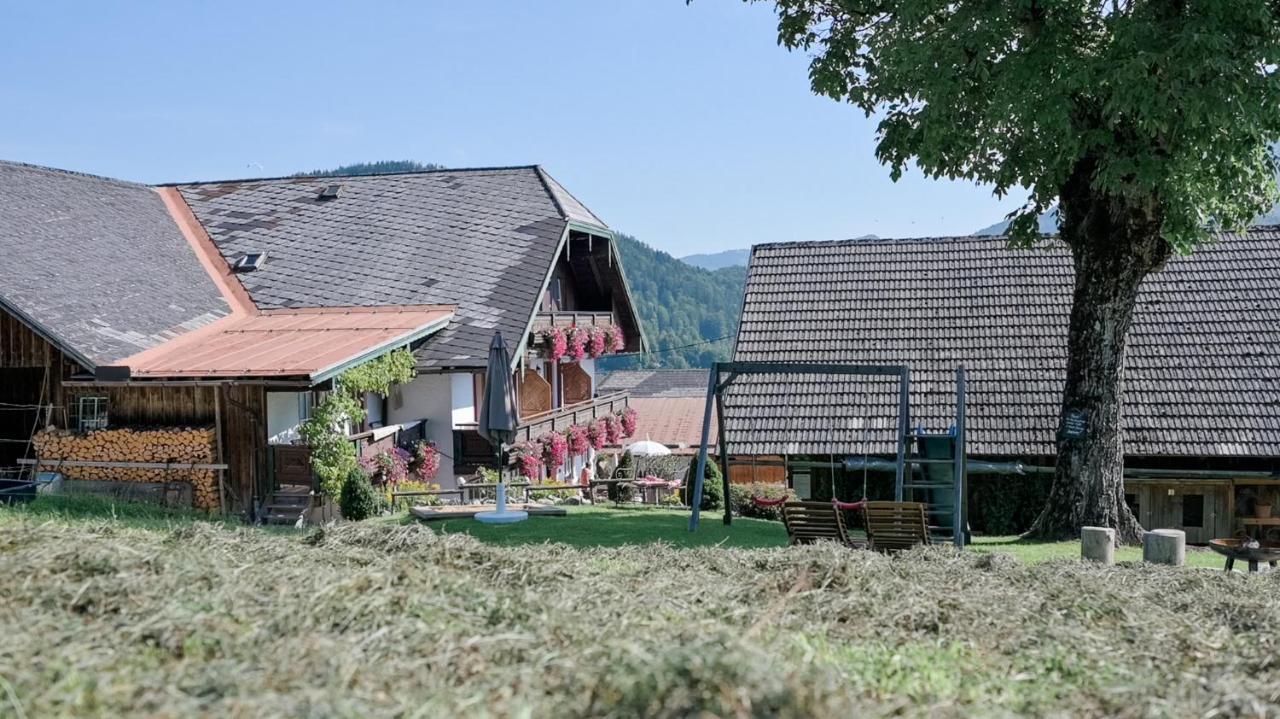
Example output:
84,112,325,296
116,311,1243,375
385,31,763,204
531,311,616,331
512,391,630,444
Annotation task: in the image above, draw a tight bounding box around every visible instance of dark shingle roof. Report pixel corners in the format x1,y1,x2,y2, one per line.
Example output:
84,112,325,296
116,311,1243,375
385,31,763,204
598,369,710,398
175,166,598,369
0,161,229,366
726,230,1280,458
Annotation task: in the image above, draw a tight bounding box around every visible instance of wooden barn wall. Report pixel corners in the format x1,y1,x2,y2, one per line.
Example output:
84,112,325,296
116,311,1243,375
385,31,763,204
64,385,218,428
0,308,81,417
221,383,267,514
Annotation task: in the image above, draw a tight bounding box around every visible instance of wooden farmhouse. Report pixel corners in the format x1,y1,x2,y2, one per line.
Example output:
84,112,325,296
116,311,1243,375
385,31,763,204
0,161,644,520
722,232,1280,543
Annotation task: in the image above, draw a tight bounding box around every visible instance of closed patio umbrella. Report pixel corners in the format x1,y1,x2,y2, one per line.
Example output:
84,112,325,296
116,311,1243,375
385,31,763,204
475,331,527,525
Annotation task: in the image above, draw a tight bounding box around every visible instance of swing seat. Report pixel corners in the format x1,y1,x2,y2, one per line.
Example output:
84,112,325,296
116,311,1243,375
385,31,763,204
864,501,931,553
780,501,864,548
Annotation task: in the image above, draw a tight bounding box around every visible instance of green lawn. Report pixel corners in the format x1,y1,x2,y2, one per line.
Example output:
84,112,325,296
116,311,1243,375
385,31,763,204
1,494,1229,568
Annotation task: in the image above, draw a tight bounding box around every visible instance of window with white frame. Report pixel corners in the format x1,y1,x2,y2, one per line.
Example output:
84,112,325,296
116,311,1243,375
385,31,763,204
77,395,109,432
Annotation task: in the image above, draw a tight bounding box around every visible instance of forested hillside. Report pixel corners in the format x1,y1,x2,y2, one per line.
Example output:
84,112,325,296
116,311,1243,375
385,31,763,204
602,234,745,370
300,162,746,369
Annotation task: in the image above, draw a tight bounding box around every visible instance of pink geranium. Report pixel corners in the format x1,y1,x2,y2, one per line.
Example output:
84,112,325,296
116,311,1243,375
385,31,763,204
412,441,440,481
604,415,623,444
541,327,567,362
567,424,591,455
588,326,607,358
620,408,638,438
539,431,569,472
511,441,543,480
564,326,588,362
606,325,625,353
587,419,608,450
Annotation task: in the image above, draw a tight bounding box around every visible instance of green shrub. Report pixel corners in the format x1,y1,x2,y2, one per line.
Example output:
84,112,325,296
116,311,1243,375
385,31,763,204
339,469,380,521
607,481,636,504
681,455,723,511
729,482,794,521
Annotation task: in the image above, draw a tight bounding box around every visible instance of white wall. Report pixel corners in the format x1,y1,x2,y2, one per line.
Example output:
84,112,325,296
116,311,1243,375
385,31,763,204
266,391,309,445
388,372,457,486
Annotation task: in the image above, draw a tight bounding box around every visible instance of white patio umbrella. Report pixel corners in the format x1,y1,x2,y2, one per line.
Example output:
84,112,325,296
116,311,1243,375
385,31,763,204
625,438,672,457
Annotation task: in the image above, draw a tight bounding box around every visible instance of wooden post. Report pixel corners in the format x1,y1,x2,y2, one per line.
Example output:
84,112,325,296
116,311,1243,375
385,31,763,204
687,365,719,532
213,384,226,515
1143,529,1186,566
1081,526,1115,564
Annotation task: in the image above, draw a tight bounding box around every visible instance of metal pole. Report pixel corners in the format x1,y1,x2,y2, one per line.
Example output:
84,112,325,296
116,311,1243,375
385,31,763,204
715,386,730,526
953,366,967,547
688,365,720,532
894,367,910,501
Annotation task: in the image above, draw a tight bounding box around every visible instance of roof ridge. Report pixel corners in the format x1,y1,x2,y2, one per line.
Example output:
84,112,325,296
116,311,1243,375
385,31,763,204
531,165,570,223
0,159,151,189
159,164,542,187
753,225,1280,252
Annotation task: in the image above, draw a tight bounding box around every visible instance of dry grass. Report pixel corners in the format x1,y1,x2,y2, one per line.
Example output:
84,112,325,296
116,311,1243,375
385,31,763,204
0,518,1278,718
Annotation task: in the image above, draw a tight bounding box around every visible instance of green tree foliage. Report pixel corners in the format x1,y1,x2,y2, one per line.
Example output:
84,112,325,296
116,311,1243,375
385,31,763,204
601,234,746,370
682,454,724,511
300,348,417,496
758,0,1280,541
298,160,445,177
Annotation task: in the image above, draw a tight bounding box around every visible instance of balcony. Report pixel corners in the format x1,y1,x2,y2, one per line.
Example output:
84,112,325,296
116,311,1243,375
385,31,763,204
511,391,630,444
452,392,631,473
531,311,616,331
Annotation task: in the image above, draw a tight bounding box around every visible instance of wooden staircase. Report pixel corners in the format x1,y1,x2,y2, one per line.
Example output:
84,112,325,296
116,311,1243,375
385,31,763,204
263,485,313,526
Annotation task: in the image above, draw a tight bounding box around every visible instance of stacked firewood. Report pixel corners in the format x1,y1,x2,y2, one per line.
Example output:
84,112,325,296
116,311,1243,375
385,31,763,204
33,427,220,510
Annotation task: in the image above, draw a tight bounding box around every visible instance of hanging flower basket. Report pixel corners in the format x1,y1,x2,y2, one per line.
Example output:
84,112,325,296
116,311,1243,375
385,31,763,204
604,325,625,353
604,415,623,444
587,418,608,450
588,326,608,358
620,407,639,438
539,431,569,473
510,441,543,480
566,424,591,455
564,326,589,362
540,327,567,362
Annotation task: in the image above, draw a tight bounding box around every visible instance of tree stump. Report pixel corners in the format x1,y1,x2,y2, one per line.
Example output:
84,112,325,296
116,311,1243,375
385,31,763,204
1143,529,1185,566
1081,526,1115,564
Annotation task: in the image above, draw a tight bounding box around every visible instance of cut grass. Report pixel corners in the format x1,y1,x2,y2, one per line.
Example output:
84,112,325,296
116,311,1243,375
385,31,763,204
0,516,1276,717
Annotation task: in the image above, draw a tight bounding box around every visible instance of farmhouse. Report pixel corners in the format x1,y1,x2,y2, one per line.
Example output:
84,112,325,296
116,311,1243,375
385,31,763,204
720,231,1280,542
0,161,644,520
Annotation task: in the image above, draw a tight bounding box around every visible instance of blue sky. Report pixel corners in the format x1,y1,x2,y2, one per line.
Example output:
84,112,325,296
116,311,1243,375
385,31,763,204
0,1,1023,256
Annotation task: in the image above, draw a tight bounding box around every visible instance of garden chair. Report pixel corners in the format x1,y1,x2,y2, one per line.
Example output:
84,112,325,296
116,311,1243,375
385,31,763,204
781,501,860,548
863,501,931,552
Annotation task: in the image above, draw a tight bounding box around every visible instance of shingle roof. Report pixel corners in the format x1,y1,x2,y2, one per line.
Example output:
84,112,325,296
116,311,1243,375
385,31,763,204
0,161,229,366
726,230,1280,459
174,166,596,369
617,397,717,453
598,369,710,398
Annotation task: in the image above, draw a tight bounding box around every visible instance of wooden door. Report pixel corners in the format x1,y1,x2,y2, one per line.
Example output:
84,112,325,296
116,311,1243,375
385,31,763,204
271,445,314,492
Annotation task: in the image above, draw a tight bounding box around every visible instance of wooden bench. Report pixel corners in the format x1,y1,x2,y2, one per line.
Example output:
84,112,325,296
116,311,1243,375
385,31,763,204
781,501,859,547
864,501,931,552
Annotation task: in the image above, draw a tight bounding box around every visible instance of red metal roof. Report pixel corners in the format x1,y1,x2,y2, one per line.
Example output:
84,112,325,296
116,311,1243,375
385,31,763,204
613,398,718,454
114,305,454,381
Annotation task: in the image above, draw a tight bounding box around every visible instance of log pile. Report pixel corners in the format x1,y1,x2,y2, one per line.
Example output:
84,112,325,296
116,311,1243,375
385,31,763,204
33,427,220,510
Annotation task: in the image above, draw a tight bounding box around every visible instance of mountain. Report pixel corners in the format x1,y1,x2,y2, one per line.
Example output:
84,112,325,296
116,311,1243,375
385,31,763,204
681,235,879,270
603,234,746,370
297,160,445,177
974,209,1061,237
680,248,752,270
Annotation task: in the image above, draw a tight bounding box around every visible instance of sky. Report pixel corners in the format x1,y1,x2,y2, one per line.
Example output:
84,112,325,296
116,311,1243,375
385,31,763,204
0,1,1025,256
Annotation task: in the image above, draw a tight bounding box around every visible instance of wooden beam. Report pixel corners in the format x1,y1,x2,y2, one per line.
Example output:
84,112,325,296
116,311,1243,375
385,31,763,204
19,458,229,470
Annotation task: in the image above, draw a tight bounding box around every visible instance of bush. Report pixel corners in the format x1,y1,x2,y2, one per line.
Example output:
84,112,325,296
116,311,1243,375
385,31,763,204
968,473,1052,535
681,455,723,511
729,482,794,521
339,469,381,521
607,481,636,504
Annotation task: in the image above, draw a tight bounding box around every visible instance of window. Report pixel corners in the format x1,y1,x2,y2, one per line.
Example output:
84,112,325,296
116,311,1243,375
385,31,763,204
233,252,267,272
1182,494,1205,528
77,395,108,432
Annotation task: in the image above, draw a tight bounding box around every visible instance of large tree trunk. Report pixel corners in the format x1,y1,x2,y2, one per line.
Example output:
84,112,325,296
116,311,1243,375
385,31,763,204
1027,160,1172,544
